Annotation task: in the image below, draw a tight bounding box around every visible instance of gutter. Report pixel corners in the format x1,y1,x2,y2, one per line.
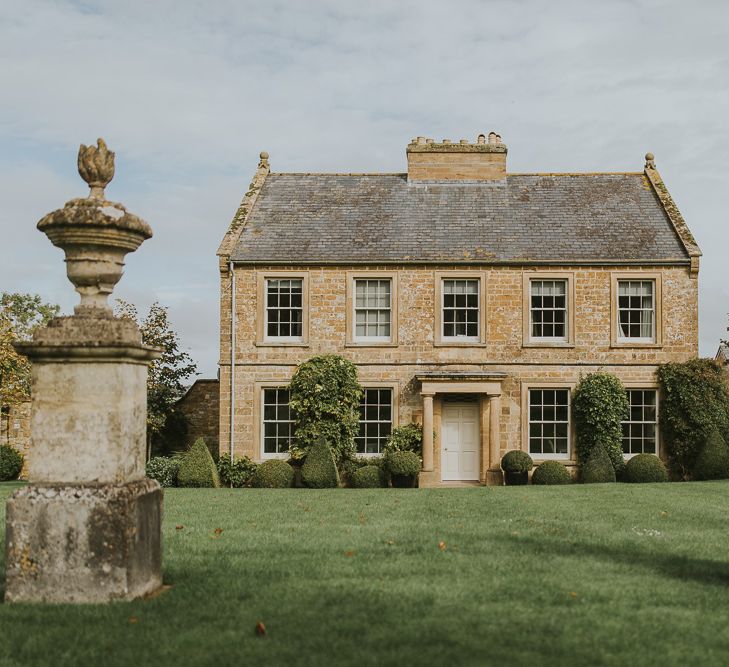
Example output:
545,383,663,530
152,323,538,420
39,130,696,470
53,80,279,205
229,260,236,461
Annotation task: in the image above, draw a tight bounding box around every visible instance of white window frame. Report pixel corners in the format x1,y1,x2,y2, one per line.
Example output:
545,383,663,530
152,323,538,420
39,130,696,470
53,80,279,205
529,278,569,343
263,277,305,343
441,278,481,342
353,278,393,343
355,387,395,456
616,279,656,344
622,388,659,459
260,387,295,459
526,387,571,461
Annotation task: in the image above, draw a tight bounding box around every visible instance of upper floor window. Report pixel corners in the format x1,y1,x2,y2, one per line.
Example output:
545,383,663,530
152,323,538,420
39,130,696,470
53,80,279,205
530,279,567,341
617,280,655,342
442,279,480,340
528,388,570,459
262,388,295,457
622,389,657,456
354,279,391,341
265,278,303,340
355,388,393,455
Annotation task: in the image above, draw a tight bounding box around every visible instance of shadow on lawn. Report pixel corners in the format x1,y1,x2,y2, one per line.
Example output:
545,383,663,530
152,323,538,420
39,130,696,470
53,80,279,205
500,534,729,587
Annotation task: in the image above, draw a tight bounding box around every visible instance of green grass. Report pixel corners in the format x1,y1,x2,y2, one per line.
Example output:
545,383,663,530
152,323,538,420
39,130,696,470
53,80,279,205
1,481,729,666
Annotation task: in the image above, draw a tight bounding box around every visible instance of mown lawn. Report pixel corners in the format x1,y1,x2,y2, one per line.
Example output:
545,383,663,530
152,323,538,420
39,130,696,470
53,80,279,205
1,482,728,667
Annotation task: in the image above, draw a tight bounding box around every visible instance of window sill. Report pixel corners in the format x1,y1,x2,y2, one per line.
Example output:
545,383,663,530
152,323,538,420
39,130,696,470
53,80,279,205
522,341,575,349
345,341,399,348
255,341,309,348
433,341,487,348
610,342,663,349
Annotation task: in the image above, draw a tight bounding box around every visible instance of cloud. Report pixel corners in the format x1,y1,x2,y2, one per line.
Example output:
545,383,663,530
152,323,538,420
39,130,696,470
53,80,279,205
2,0,728,374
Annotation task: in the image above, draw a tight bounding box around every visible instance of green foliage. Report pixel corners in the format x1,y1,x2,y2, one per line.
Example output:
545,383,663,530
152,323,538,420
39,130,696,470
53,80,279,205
500,450,534,473
251,459,294,488
624,454,668,483
573,372,629,474
301,437,340,488
384,423,423,455
288,354,363,463
115,301,197,455
693,429,729,481
146,456,181,487
0,293,59,409
658,359,729,478
350,465,386,488
580,445,616,483
0,445,23,481
217,453,258,487
177,438,220,488
385,450,421,477
341,456,384,484
532,461,571,485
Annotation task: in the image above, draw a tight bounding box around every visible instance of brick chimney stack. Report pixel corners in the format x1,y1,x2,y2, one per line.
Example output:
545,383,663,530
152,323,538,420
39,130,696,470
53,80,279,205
406,132,507,182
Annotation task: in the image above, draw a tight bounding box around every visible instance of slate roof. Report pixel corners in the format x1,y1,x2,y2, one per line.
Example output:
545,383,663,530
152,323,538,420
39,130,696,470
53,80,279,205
230,173,690,264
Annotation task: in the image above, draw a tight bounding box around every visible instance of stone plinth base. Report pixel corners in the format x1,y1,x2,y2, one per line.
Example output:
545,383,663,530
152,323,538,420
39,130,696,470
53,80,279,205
486,469,504,486
4,478,162,603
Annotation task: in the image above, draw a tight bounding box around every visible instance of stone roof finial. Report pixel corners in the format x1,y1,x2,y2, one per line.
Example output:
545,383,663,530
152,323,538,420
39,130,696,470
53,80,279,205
259,151,270,169
645,152,656,169
78,138,115,200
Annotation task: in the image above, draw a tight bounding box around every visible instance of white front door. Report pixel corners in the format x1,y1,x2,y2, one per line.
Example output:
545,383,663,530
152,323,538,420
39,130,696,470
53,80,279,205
441,403,480,481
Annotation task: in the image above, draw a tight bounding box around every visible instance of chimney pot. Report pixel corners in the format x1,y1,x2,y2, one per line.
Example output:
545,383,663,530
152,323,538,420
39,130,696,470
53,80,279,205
477,134,486,145
417,136,426,145
442,139,451,144
426,138,434,144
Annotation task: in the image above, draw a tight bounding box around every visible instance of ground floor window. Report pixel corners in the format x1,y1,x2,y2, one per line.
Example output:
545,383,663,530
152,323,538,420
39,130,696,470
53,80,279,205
356,388,393,455
622,389,657,455
528,388,570,458
262,388,295,456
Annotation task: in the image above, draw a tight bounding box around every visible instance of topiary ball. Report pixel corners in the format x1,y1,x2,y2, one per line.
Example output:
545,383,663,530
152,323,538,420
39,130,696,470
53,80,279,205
301,437,340,488
501,450,534,473
385,450,421,477
624,454,668,483
693,429,729,481
581,445,616,483
532,461,571,485
251,459,295,488
351,465,385,488
0,445,23,481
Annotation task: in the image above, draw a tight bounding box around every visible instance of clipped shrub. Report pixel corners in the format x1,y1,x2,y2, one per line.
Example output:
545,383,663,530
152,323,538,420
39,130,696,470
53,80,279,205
384,423,423,456
532,461,571,485
624,454,668,483
341,456,384,485
289,355,363,463
500,450,534,473
301,437,340,488
217,453,258,488
251,459,294,488
0,445,23,481
573,372,629,474
580,445,616,483
659,359,729,478
351,465,386,488
146,456,180,487
693,429,729,481
385,450,420,487
177,438,220,488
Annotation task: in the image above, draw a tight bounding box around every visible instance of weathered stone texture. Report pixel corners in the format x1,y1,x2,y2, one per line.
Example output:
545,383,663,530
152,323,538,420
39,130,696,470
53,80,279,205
4,479,162,603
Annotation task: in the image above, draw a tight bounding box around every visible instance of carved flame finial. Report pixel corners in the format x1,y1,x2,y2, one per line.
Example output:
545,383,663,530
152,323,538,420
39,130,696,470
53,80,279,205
78,138,115,199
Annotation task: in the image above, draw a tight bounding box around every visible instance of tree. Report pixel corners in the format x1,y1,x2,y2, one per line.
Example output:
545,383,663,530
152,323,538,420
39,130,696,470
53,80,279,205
115,301,197,458
0,293,60,445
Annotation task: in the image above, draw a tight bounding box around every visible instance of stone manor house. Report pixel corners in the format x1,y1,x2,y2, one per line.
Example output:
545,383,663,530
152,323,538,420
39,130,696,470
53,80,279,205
216,132,700,486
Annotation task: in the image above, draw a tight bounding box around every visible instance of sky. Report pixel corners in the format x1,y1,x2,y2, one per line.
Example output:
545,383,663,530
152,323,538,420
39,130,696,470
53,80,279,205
1,0,728,378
